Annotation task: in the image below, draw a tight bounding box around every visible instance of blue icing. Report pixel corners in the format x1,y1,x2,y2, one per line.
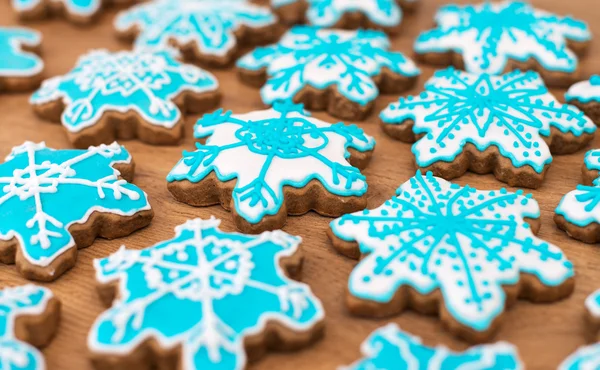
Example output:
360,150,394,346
0,285,53,370
556,150,600,229
0,142,151,276
237,26,419,107
0,28,43,80
114,0,276,57
12,0,100,16
560,343,600,370
380,68,595,176
167,100,375,225
30,49,218,135
330,171,574,333
88,218,324,370
345,324,522,370
271,0,404,29
565,75,600,104
414,1,590,75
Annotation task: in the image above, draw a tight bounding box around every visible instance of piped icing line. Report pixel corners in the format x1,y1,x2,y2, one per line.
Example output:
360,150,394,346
114,0,277,59
559,290,600,370
30,49,219,135
414,1,591,75
0,27,43,79
0,285,56,370
11,0,102,17
343,324,523,370
380,68,595,177
270,0,407,29
167,100,375,226
329,172,574,338
88,217,324,370
237,25,419,108
566,76,600,104
0,142,151,272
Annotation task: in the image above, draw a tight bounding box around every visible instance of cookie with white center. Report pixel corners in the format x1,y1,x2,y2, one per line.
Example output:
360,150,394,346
566,76,600,125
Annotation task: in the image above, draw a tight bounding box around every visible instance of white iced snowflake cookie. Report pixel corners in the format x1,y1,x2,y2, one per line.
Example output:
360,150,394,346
566,76,600,125
12,0,139,24
328,172,574,342
555,149,600,243
271,0,419,33
380,67,596,189
30,49,220,148
414,1,591,87
115,0,280,66
237,26,419,121
88,217,324,370
0,142,153,281
344,324,523,370
559,290,600,370
167,101,375,233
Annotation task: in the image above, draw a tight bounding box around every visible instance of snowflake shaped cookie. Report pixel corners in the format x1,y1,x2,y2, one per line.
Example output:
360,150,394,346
88,217,324,370
380,68,596,188
0,27,44,92
329,172,574,342
344,324,522,370
11,0,137,24
238,26,419,121
0,142,153,281
271,0,418,33
558,290,600,369
31,49,220,148
0,285,60,370
414,1,591,86
115,0,279,66
566,76,600,125
555,150,600,243
168,101,375,233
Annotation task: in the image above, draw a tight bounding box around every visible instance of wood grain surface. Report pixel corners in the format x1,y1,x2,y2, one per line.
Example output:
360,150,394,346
1,1,599,369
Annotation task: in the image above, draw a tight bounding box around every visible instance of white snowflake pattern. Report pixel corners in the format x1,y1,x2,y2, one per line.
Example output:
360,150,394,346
88,217,324,370
329,172,574,340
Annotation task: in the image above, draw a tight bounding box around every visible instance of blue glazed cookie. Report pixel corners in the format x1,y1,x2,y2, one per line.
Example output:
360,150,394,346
0,27,43,92
11,0,139,24
88,217,324,370
328,172,574,342
414,1,591,87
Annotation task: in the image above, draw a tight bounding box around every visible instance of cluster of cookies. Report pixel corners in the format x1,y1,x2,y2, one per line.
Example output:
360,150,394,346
1,0,600,369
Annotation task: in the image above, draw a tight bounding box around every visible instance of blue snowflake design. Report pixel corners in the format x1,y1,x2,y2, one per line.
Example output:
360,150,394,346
237,26,419,108
330,172,574,335
271,0,411,30
88,218,324,370
0,285,54,370
114,0,276,60
0,27,43,83
380,68,595,180
168,101,375,225
30,49,218,141
414,1,591,75
559,290,600,370
566,75,600,104
556,150,600,229
0,142,151,280
344,324,522,370
11,0,101,17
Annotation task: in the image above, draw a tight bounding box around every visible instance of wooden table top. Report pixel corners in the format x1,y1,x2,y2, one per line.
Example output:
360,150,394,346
1,0,599,369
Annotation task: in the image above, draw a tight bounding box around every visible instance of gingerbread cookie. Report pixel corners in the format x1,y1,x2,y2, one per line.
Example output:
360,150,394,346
30,49,220,148
168,101,375,233
414,1,591,87
0,285,60,370
566,76,600,125
270,0,418,34
0,27,43,92
0,142,153,281
114,0,280,66
380,68,596,188
237,26,419,121
558,290,600,369
328,172,574,342
555,150,600,243
88,217,324,370
11,0,137,24
344,324,522,369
